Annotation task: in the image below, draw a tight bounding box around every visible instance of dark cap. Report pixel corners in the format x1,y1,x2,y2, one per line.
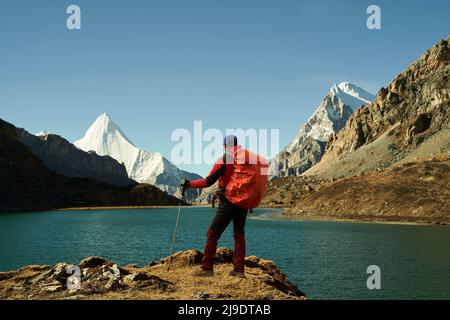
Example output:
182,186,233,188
223,135,238,147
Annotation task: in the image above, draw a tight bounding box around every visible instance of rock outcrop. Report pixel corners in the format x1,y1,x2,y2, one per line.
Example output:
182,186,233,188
16,128,134,187
0,119,182,212
0,249,307,300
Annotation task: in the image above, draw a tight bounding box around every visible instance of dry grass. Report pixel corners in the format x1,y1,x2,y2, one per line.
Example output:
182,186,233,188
286,158,450,223
0,249,307,300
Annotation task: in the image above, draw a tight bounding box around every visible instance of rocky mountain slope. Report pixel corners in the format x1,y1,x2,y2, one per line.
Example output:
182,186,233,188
260,175,327,208
0,248,307,300
306,36,450,179
271,82,374,177
187,184,217,205
262,36,450,223
0,119,181,212
74,113,202,200
15,126,134,187
283,157,450,224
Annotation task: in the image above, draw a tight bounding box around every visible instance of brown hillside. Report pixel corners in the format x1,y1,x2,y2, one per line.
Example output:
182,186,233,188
285,157,450,224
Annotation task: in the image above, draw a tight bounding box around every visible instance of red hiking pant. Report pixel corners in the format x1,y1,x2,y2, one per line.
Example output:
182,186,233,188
201,193,247,273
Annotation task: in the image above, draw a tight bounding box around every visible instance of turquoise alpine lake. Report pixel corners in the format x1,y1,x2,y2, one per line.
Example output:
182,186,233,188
0,207,449,300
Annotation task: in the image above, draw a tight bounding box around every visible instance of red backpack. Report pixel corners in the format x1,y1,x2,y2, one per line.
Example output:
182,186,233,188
225,147,269,209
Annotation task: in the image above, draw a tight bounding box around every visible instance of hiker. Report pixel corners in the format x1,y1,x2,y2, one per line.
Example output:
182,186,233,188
180,135,268,278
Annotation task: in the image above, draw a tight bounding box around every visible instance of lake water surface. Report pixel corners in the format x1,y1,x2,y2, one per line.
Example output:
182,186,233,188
0,207,449,300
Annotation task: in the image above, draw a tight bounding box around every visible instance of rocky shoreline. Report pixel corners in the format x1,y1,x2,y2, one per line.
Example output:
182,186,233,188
275,209,450,226
0,248,307,300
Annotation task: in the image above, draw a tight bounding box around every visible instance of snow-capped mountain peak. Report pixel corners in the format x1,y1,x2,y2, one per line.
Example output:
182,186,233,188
272,82,375,177
330,82,375,109
74,113,202,197
286,82,374,151
82,113,135,147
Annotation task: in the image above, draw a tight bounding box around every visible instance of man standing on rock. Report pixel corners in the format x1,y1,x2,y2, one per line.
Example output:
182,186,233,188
180,135,268,278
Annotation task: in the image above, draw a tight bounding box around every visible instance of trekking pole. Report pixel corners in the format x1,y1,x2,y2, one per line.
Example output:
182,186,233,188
167,185,186,271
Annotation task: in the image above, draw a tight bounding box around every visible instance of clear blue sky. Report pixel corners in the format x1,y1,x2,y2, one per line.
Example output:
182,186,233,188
1,0,449,176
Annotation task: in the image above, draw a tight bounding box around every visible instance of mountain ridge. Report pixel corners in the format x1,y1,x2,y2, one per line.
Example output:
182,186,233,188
16,126,134,187
306,35,450,178
0,118,181,212
74,113,202,200
271,82,375,177
262,35,450,223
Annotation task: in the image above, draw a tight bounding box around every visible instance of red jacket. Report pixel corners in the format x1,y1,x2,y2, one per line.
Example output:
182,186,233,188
189,148,238,189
